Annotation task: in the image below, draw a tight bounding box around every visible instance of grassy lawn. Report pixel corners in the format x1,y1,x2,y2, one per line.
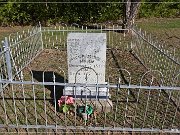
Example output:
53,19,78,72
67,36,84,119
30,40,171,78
0,26,32,42
136,18,180,51
137,18,180,29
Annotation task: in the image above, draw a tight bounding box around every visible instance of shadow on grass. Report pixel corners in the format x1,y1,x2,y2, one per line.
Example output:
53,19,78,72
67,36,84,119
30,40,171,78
31,70,67,111
110,49,137,103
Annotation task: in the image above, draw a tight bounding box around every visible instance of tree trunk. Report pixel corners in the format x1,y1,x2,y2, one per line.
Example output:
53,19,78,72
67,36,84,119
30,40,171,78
122,0,141,31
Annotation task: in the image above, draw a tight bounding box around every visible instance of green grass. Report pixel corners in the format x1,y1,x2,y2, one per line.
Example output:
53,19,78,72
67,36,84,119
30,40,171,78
0,26,32,42
136,18,180,52
137,18,180,29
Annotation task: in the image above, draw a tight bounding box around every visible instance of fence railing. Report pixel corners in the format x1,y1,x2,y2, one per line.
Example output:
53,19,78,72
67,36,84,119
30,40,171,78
0,68,179,133
41,23,129,50
131,26,180,86
0,24,179,133
0,25,42,88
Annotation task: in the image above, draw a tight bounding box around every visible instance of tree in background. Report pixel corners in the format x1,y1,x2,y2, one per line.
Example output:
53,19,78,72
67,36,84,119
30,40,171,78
122,0,141,29
0,0,179,26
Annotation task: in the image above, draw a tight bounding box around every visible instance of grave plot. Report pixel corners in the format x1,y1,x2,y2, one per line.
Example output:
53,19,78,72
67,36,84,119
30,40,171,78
0,24,179,133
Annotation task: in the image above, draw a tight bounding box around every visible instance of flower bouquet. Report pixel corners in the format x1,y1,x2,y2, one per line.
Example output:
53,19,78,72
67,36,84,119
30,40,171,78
58,96,75,113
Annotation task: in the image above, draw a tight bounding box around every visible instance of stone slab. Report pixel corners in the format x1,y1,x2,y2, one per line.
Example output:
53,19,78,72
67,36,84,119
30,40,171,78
67,33,106,84
65,33,107,97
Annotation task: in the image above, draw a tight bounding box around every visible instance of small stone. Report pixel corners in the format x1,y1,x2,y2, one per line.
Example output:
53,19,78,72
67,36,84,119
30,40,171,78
81,113,88,121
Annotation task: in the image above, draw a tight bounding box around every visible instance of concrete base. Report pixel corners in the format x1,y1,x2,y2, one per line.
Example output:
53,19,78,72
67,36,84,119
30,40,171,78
64,86,109,99
75,99,113,113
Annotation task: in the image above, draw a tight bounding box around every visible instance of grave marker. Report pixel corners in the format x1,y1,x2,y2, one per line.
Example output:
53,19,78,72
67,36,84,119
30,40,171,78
64,33,109,98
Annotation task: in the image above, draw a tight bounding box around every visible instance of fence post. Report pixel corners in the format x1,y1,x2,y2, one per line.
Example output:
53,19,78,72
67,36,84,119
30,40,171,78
3,37,12,81
39,22,44,50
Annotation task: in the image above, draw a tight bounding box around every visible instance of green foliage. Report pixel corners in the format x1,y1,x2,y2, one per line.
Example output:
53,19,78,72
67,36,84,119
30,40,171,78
139,0,180,18
0,0,180,26
59,104,74,113
98,3,123,22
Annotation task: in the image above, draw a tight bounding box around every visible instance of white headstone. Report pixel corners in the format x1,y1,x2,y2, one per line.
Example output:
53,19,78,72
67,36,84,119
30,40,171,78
65,33,108,98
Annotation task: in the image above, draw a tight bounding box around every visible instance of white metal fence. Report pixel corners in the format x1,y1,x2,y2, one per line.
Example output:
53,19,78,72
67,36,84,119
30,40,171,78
0,23,179,134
